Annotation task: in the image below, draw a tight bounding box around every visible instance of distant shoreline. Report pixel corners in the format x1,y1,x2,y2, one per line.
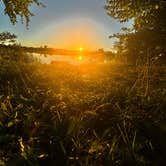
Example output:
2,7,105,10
0,44,115,59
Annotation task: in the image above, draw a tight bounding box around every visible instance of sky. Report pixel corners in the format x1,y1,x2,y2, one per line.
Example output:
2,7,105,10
0,0,132,51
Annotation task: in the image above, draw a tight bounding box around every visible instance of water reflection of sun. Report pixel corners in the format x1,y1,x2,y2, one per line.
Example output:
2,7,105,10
78,56,83,61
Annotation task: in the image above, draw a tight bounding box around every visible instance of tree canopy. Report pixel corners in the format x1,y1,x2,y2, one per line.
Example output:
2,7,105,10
105,0,166,31
0,31,17,45
1,0,44,26
105,0,166,64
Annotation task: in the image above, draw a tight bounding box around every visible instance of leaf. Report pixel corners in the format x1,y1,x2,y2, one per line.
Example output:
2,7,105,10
0,121,3,126
1,103,7,111
57,111,62,122
149,141,154,151
132,131,137,151
117,124,128,145
0,159,5,166
38,154,48,158
60,141,66,155
109,137,117,156
155,5,159,10
102,128,111,138
93,130,99,139
14,104,24,111
8,121,14,127
89,141,104,154
20,95,28,101
19,137,25,152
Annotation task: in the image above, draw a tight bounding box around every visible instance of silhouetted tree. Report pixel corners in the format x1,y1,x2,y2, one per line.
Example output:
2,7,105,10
105,0,166,31
0,31,17,45
105,0,166,64
1,0,44,26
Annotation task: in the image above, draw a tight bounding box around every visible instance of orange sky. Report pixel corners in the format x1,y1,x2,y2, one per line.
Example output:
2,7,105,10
0,1,132,51
23,18,114,51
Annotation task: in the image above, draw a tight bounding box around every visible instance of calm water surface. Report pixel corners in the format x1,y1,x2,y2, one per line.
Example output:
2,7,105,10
30,53,97,65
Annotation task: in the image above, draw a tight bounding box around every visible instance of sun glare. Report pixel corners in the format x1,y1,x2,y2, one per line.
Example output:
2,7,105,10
78,56,83,60
79,47,83,52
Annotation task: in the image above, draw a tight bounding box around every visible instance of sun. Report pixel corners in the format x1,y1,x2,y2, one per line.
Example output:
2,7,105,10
79,47,83,52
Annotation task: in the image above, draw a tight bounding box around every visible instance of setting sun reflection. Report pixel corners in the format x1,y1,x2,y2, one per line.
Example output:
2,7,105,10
78,56,83,61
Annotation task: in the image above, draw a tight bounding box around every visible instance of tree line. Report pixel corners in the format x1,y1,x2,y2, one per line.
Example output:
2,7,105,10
105,0,166,65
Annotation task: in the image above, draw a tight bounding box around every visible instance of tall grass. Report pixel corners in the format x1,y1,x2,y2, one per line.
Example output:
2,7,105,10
0,58,166,165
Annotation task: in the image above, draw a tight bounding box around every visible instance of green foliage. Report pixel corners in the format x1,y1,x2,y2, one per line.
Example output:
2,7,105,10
0,60,166,165
105,0,166,31
0,31,17,45
105,0,166,65
0,44,32,62
1,0,44,26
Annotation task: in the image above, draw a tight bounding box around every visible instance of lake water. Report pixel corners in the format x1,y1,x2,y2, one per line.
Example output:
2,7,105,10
29,53,98,65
